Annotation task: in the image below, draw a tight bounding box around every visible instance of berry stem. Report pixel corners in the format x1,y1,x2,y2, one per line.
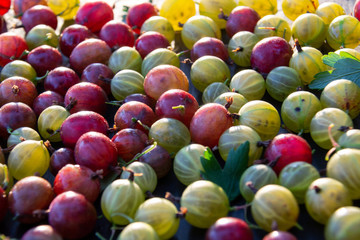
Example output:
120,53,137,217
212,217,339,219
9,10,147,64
218,8,228,21
243,206,262,230
232,46,244,53
295,222,304,230
245,181,258,194
98,74,112,83
122,167,136,182
165,192,181,203
230,202,252,211
177,50,190,57
268,156,281,168
126,141,157,165
172,105,185,114
47,128,60,139
35,70,49,82
105,100,124,106
17,50,29,60
95,232,107,240
181,58,193,65
325,124,341,161
0,145,15,154
224,96,233,110
65,97,77,112
313,185,322,193
176,207,187,218
297,129,304,136
110,213,134,224
131,117,150,131
294,39,303,53
43,140,55,154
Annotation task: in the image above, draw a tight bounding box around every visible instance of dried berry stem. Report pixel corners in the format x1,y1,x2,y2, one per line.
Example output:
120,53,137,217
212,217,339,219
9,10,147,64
232,46,244,53
176,207,187,218
268,156,280,168
294,39,303,53
313,185,322,193
0,145,15,154
145,190,154,199
181,58,193,65
165,192,181,203
224,96,233,110
91,169,104,180
65,97,77,112
218,8,228,21
98,75,112,83
43,140,55,154
246,181,258,194
121,167,139,182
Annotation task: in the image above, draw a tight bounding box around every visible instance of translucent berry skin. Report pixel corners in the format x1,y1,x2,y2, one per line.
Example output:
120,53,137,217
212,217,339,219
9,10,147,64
22,5,58,33
155,89,199,128
59,24,95,57
206,217,253,240
99,20,135,50
126,2,158,35
75,0,114,33
190,103,233,149
263,231,297,240
226,6,260,37
74,131,118,176
190,37,229,62
264,133,312,175
250,36,293,74
53,164,100,203
48,191,97,240
111,128,149,162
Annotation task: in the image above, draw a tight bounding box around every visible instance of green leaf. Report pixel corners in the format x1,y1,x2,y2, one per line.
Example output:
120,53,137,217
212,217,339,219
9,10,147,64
309,53,360,90
338,51,359,60
223,141,250,201
200,148,224,187
200,141,250,201
322,52,342,68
